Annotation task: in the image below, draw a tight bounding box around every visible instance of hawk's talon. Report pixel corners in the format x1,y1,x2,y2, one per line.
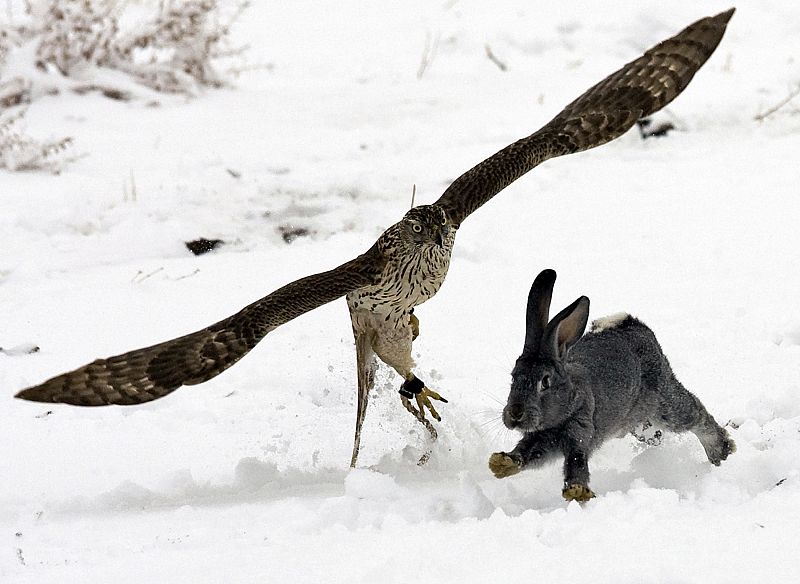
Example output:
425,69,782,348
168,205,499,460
400,376,446,419
399,379,447,422
415,387,447,421
416,391,438,421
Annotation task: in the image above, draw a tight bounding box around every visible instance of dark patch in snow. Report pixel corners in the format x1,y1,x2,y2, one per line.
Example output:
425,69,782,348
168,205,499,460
0,343,40,356
72,85,132,101
637,117,676,139
185,238,225,255
278,225,311,243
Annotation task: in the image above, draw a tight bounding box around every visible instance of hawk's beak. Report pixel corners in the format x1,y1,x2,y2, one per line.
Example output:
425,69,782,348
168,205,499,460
436,224,449,247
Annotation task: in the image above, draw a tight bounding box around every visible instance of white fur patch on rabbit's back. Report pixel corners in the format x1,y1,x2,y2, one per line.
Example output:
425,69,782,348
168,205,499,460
590,312,630,334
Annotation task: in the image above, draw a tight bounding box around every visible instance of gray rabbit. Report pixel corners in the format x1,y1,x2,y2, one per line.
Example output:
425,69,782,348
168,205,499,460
489,269,735,501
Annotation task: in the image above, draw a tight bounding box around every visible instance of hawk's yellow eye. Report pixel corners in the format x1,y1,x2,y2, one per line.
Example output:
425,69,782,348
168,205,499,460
412,224,422,233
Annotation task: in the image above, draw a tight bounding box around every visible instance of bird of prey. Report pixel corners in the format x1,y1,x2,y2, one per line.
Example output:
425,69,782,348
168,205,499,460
14,9,735,467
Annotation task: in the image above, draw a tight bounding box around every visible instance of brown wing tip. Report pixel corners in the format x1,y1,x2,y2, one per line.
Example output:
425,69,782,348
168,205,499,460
14,379,148,407
13,362,149,407
680,7,735,41
14,379,91,406
714,8,736,24
14,386,54,403
696,8,735,35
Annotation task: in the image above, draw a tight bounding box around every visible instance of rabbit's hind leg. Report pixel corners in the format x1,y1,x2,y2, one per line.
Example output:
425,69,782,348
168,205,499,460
658,378,735,466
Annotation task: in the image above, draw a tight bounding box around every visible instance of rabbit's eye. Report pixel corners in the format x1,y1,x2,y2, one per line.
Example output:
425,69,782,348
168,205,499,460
540,375,551,391
412,224,423,233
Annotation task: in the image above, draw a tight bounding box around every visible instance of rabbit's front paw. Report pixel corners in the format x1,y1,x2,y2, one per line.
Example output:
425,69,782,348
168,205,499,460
562,483,595,502
489,452,522,478
708,436,737,466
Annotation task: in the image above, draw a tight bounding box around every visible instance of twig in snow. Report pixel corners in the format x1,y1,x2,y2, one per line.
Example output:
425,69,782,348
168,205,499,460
131,267,164,283
226,60,274,79
417,31,440,80
755,84,800,121
173,268,201,280
485,44,507,72
123,169,137,202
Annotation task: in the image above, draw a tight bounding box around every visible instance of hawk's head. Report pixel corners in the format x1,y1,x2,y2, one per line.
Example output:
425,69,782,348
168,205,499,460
400,205,452,248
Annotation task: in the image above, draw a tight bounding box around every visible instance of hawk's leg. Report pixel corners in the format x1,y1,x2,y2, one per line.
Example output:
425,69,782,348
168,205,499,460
401,309,448,420
368,310,448,462
409,309,419,340
398,375,447,466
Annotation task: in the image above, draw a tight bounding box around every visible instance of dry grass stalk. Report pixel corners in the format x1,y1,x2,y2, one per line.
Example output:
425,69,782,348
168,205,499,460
0,107,74,173
755,84,800,121
1,0,249,99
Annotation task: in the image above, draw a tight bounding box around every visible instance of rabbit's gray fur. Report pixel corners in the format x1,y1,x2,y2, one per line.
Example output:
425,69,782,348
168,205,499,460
489,269,735,501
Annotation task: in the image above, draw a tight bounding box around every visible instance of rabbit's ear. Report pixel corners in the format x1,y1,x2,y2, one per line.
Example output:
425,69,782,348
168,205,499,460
523,269,557,355
543,296,590,359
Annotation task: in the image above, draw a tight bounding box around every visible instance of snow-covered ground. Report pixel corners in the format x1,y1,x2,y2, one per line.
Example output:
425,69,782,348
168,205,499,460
2,1,800,582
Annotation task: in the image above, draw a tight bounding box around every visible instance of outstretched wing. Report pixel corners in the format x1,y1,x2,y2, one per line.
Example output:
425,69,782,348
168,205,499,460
15,244,386,406
435,9,734,227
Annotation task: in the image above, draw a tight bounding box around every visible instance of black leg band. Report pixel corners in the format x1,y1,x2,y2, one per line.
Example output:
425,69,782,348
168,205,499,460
399,375,425,398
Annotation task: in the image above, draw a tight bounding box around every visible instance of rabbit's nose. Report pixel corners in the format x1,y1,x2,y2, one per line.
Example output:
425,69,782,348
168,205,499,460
509,403,525,422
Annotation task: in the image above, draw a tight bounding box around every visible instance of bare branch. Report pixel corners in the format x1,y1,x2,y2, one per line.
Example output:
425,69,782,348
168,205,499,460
755,84,800,122
417,31,440,80
485,43,507,72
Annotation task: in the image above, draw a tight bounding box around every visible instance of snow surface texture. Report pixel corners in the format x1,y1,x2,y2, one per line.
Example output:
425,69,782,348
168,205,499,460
2,1,800,582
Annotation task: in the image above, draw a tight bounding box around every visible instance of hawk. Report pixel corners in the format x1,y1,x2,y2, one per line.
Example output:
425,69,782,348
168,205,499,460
15,9,734,467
